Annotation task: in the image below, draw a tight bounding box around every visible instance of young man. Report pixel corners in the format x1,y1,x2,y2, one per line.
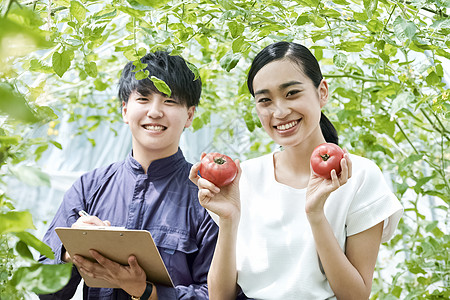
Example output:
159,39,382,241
39,51,218,299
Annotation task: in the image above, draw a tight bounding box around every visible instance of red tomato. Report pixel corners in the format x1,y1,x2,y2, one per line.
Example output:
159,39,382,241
310,143,345,179
199,152,237,187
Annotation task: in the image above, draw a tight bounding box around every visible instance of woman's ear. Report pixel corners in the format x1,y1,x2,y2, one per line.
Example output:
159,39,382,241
318,79,329,108
122,101,128,124
184,106,196,128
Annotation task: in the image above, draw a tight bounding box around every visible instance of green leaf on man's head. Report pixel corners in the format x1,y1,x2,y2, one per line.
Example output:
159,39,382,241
186,62,200,81
135,70,149,80
150,76,172,97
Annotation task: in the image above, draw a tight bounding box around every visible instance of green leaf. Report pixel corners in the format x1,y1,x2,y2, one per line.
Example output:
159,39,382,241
135,70,149,80
14,231,55,259
353,12,368,21
333,53,347,68
393,16,417,42
0,83,39,123
117,5,146,17
296,14,310,26
219,51,241,72
150,76,172,96
232,36,245,53
336,41,366,52
191,117,203,131
0,211,35,234
389,91,414,117
52,51,71,78
10,165,51,187
70,0,88,23
430,18,450,30
0,18,53,57
128,0,170,8
50,140,63,150
414,175,433,194
364,0,378,18
94,78,109,91
244,112,255,132
84,61,98,78
309,13,326,28
186,62,200,81
227,21,244,38
11,263,73,294
16,240,34,260
367,19,384,33
426,71,440,85
217,0,235,10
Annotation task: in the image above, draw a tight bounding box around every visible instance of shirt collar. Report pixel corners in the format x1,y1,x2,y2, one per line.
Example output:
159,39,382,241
126,148,187,179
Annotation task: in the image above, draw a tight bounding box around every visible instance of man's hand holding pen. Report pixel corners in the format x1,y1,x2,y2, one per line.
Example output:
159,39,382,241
62,210,111,262
74,210,111,227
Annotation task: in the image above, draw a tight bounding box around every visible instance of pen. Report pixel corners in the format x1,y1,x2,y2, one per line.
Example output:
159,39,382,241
79,210,90,217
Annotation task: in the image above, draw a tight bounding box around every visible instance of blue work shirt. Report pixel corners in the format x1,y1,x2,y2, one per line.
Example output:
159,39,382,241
38,148,218,299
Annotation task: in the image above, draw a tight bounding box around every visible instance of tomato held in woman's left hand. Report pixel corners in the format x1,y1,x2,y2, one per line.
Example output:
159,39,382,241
310,143,345,179
199,153,238,187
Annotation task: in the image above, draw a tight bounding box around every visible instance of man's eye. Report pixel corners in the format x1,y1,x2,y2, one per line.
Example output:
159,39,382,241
257,98,271,103
165,99,178,104
136,98,148,102
286,90,300,97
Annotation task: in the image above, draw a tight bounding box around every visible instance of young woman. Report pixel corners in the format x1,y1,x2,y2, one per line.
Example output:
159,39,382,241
189,41,403,299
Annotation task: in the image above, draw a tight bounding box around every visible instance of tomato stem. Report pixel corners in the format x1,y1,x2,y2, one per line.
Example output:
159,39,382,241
320,154,330,161
214,157,227,165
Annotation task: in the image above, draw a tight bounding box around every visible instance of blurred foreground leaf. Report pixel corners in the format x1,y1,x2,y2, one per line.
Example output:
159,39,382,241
11,263,73,294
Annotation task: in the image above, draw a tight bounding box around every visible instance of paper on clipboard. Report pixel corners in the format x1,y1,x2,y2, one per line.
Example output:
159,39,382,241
55,227,173,288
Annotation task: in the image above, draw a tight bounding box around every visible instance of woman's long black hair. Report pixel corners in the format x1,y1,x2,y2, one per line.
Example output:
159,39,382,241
247,42,339,145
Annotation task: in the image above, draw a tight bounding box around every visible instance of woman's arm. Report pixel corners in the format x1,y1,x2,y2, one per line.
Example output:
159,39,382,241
189,157,242,300
306,152,383,299
308,213,383,299
208,216,240,300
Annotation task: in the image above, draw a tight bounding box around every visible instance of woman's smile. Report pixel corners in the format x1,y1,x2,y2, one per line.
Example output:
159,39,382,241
274,119,301,135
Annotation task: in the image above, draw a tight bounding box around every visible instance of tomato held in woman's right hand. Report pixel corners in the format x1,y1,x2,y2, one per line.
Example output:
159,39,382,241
199,152,238,187
310,143,345,179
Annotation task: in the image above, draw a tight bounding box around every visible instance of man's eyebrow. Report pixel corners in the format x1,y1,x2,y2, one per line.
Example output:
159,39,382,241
254,89,269,96
254,81,303,96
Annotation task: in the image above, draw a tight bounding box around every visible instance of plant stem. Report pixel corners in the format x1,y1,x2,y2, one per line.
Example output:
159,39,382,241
323,73,394,83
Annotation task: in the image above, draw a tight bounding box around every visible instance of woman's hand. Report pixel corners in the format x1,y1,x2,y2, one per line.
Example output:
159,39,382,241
189,153,242,222
73,251,147,297
306,151,352,220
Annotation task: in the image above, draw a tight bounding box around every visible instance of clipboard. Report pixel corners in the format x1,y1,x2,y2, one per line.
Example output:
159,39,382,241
55,227,174,288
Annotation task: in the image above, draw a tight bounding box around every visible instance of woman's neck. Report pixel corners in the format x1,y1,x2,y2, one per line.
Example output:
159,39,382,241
274,138,325,189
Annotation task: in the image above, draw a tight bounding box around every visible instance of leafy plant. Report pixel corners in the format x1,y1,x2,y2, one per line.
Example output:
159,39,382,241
0,0,448,298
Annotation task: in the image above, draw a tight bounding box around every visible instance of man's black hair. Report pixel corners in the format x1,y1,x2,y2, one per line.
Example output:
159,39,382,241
118,51,201,107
